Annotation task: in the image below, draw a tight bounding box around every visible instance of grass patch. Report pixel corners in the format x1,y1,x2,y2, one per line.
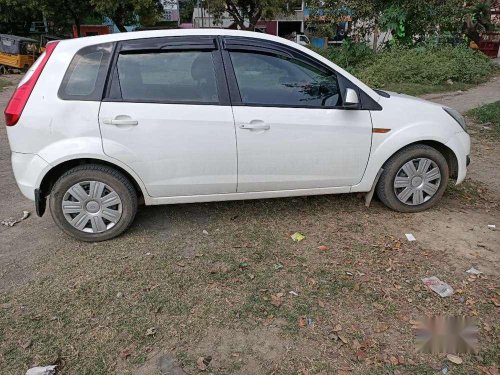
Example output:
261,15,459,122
480,345,500,366
1,195,498,373
467,101,500,140
447,179,489,205
370,364,436,375
382,82,475,97
357,45,492,88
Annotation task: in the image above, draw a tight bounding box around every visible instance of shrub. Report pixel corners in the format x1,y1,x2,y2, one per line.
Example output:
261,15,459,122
312,40,375,74
356,45,493,87
312,43,493,90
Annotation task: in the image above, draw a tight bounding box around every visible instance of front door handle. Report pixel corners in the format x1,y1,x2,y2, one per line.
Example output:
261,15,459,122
102,116,138,126
239,122,270,131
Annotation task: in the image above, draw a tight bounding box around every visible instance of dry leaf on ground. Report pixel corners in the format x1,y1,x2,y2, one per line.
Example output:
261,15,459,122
447,354,463,364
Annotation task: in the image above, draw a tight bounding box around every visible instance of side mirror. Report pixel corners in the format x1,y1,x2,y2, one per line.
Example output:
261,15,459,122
344,88,360,108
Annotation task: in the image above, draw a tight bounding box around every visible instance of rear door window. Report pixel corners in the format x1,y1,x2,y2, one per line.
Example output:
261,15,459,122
59,43,113,101
116,51,219,104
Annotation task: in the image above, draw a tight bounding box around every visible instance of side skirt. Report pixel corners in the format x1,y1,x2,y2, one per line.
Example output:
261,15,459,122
144,186,354,206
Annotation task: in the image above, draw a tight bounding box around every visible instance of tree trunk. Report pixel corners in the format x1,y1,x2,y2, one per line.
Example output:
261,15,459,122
115,23,128,32
74,18,81,37
113,4,129,32
225,0,248,30
248,9,262,31
372,17,379,50
464,15,481,44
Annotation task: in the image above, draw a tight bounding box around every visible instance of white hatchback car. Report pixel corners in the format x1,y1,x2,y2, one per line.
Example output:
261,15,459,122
5,30,470,241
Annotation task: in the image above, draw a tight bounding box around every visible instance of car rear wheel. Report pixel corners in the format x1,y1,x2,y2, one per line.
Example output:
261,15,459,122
49,165,137,241
376,145,449,212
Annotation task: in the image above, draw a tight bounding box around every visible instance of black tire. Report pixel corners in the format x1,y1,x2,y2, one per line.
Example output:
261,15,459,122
49,164,138,242
376,144,449,213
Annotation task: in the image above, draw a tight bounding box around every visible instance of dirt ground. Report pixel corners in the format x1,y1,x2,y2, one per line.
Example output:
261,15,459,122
421,74,500,113
0,75,498,375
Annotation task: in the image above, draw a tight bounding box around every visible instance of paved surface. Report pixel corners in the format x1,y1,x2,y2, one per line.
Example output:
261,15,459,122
422,74,500,112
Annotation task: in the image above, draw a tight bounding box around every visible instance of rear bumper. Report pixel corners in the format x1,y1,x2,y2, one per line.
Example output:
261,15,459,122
11,152,49,201
445,131,471,185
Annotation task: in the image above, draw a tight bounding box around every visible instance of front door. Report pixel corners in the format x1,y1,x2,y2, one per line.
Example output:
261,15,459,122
224,45,373,192
99,37,237,198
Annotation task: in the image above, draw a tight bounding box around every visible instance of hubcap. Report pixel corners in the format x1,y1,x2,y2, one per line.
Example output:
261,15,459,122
62,181,123,233
393,158,441,206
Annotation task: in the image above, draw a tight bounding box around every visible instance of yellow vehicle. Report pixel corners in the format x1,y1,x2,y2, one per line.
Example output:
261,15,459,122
0,34,38,74
39,35,62,54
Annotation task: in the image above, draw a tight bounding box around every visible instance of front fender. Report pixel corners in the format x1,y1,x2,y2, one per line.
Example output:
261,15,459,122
351,122,461,193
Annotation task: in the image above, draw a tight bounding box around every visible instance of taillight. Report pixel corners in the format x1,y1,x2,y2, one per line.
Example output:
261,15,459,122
4,41,59,126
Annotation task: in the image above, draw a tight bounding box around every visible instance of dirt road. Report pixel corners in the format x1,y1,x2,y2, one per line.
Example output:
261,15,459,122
421,74,500,112
0,75,498,374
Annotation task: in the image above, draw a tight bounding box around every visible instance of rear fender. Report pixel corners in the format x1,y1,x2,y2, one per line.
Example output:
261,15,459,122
36,137,149,202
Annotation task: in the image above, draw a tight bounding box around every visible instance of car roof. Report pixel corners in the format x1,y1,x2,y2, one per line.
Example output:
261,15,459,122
0,34,37,43
58,29,295,48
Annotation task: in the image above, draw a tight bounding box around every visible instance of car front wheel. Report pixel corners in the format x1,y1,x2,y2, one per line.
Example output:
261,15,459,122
49,164,138,242
376,145,449,212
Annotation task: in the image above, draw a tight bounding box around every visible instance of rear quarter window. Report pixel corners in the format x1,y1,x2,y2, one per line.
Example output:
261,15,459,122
58,43,114,101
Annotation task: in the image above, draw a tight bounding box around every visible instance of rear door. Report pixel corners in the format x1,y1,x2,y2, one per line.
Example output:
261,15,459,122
99,36,237,198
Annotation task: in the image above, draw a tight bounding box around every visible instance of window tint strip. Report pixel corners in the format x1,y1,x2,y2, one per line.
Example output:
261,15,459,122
119,36,217,52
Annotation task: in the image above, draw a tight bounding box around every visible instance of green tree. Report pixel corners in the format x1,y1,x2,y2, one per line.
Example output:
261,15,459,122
0,0,40,35
307,0,466,45
91,0,163,32
179,0,197,23
307,0,383,40
378,0,465,45
464,0,495,44
209,0,298,30
41,0,95,37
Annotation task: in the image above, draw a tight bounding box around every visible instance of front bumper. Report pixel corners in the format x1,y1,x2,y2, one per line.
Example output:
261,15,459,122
11,152,49,201
445,131,471,185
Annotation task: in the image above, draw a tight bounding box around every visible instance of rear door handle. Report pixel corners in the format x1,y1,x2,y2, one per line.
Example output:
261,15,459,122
239,123,270,131
102,117,138,126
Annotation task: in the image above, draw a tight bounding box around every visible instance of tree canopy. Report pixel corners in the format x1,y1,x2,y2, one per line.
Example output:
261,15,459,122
0,0,495,43
209,0,301,30
91,0,163,32
0,0,163,35
307,0,493,45
0,0,40,35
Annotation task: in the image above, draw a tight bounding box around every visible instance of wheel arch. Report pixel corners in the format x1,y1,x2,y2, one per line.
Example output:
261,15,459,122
384,140,459,180
352,138,460,193
39,158,145,204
